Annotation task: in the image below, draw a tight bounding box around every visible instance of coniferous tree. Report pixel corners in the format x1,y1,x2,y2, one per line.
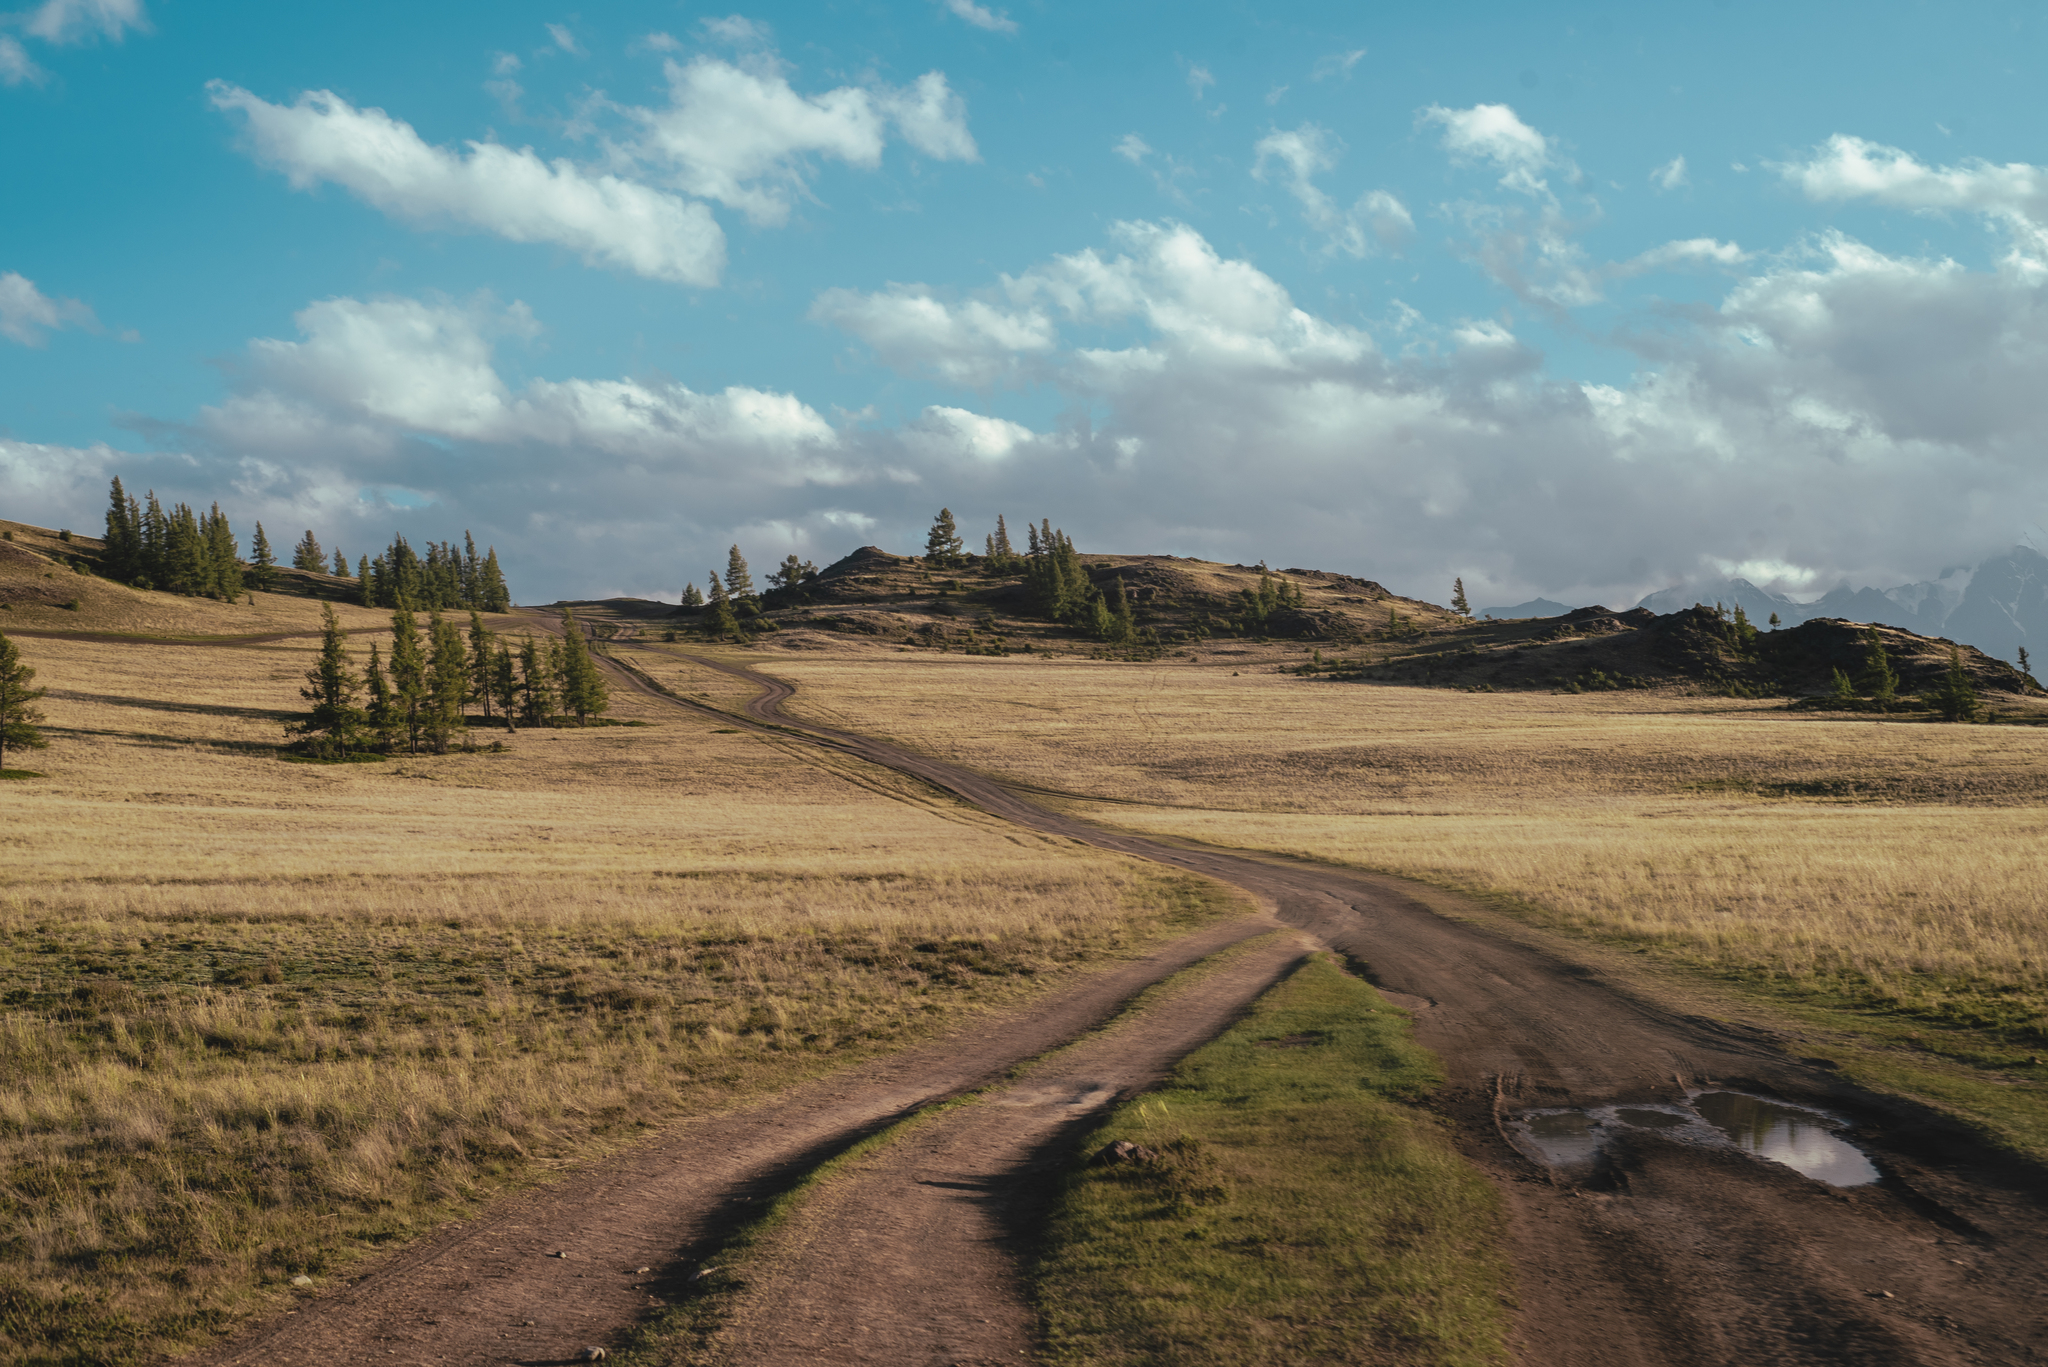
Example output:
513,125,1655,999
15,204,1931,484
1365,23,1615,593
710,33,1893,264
1827,667,1857,705
293,529,325,573
556,609,609,725
331,547,347,576
1451,577,1470,616
1856,625,1898,709
725,545,755,603
0,631,50,772
249,522,277,590
1769,612,1782,631
1927,646,1983,722
707,570,742,639
767,553,817,599
424,609,470,753
387,605,429,753
1026,521,1042,558
103,477,142,582
363,643,400,751
2019,646,2034,683
478,547,511,611
467,610,496,719
1106,576,1137,644
357,555,372,606
288,604,365,756
925,508,963,566
489,641,518,731
992,514,1014,569
517,634,554,727
681,582,705,608
139,491,169,588
204,503,242,600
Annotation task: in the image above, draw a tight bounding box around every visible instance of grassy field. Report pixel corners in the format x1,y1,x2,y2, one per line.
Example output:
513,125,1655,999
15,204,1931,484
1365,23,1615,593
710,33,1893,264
1034,952,1509,1367
0,619,1223,1365
765,652,2048,1090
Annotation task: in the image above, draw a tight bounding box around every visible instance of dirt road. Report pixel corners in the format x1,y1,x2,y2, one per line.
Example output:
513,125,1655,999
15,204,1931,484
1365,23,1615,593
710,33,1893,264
601,643,2048,1367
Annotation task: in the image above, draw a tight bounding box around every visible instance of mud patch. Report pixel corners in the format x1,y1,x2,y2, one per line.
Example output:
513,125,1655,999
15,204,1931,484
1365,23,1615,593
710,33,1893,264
1508,1093,1878,1187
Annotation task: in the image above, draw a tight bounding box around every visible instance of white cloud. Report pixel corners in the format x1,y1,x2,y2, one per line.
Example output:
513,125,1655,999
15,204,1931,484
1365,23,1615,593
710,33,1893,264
1113,133,1151,164
811,284,1056,386
1186,63,1214,101
1253,124,1414,257
1778,134,2048,256
905,406,1042,461
942,0,1017,34
23,0,144,44
0,271,97,345
1615,237,1749,275
1420,102,1558,195
623,56,976,227
545,22,582,55
1311,48,1366,80
208,82,727,285
699,15,770,46
0,35,43,85
1652,155,1688,191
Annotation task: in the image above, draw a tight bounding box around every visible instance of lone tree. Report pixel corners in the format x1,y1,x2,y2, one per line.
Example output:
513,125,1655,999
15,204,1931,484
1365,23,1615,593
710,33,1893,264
926,508,963,566
0,631,50,772
2020,646,2034,684
724,545,755,603
248,522,277,590
1926,646,1983,723
1451,577,1470,616
292,529,326,574
1856,625,1899,709
288,603,365,756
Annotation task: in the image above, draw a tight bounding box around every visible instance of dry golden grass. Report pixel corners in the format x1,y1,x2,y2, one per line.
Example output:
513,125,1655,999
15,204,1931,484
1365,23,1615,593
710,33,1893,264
768,654,2048,1042
0,630,1217,1364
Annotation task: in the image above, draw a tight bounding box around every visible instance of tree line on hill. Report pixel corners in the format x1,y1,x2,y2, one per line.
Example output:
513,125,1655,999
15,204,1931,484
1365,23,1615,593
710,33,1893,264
290,603,606,758
679,544,820,641
99,477,510,611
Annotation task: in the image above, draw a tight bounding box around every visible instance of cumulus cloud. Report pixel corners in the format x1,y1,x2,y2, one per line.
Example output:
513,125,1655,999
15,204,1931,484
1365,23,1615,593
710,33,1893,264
942,0,1017,34
622,56,977,226
1420,102,1557,193
208,82,727,285
1253,124,1414,256
1778,134,2048,256
0,271,98,345
1113,133,1152,164
811,283,1056,386
1614,237,1749,276
1652,155,1688,191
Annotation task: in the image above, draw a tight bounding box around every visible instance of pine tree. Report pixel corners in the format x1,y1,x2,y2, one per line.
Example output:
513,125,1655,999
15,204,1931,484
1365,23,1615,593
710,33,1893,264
204,503,242,600
331,547,347,577
1827,667,1857,705
707,571,742,640
1768,612,1782,631
556,609,609,725
103,477,141,582
478,548,511,611
1108,576,1137,644
1928,646,1983,722
424,610,470,753
462,532,481,607
249,522,277,590
164,503,205,596
0,631,49,772
139,491,169,588
1856,625,1898,709
993,514,1014,568
489,641,518,731
925,508,963,566
357,555,372,606
517,634,554,727
387,605,429,754
363,643,399,751
1026,521,1042,558
725,545,755,602
1451,577,1470,616
293,530,325,573
2019,646,2034,684
288,603,365,756
467,611,495,719
767,553,816,599
681,581,705,608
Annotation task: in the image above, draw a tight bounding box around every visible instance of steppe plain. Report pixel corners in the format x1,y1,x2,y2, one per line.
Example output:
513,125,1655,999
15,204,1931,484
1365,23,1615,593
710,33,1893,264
3,519,2047,1366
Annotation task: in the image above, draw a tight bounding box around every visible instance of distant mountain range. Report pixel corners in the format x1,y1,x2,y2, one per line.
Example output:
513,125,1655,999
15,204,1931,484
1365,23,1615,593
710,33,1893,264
1482,545,2048,665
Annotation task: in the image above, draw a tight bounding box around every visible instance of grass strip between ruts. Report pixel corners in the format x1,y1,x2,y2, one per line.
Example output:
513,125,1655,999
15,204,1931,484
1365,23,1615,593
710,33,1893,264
1031,952,1512,1367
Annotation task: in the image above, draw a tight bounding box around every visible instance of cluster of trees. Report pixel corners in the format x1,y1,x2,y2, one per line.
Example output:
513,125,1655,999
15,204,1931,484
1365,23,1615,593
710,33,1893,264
681,545,818,639
1823,626,1981,720
1014,518,1142,644
291,604,606,757
101,478,245,600
99,478,512,612
357,533,511,613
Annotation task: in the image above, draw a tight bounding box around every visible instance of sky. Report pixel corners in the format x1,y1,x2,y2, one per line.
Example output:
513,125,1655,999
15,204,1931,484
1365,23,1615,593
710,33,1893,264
5,0,2048,607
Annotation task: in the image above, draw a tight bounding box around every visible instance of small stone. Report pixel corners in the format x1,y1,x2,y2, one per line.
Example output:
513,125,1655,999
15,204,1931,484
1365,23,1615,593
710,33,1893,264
688,1266,723,1283
290,1275,314,1288
636,1266,651,1274
1090,1140,1160,1166
522,1320,535,1326
582,1348,607,1361
552,1251,572,1259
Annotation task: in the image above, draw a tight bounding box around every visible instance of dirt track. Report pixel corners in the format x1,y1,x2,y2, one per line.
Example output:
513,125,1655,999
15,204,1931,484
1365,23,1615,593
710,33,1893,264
186,628,2048,1366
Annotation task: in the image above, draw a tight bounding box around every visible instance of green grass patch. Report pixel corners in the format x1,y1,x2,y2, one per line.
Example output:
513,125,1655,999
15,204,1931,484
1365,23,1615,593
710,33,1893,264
0,769,44,780
1032,953,1511,1367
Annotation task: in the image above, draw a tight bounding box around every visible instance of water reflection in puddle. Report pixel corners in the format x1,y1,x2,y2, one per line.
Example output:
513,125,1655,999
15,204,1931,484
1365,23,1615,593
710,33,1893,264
1509,1093,1879,1187
1691,1091,1880,1187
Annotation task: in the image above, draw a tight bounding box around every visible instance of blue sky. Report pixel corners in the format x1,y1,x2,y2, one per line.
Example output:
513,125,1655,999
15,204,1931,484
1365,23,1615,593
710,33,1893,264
5,0,2048,606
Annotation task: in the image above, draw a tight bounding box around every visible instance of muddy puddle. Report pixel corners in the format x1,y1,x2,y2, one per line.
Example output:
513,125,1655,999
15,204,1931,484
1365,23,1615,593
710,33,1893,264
1510,1092,1879,1187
